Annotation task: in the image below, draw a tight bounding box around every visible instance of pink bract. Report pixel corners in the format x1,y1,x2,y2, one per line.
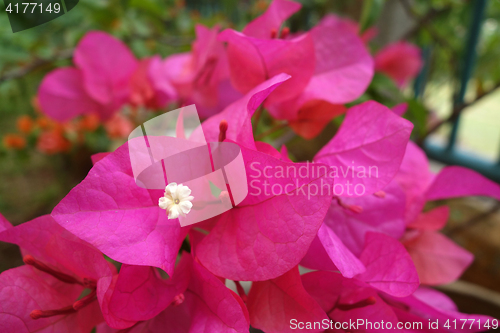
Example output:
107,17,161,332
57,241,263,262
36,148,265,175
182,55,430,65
0,215,114,333
163,24,240,118
314,100,414,197
51,143,188,276
97,254,249,333
247,266,328,333
194,144,334,281
375,41,423,88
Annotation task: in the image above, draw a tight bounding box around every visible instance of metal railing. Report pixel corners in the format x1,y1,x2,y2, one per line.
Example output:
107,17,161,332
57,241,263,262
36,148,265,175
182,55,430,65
418,0,500,183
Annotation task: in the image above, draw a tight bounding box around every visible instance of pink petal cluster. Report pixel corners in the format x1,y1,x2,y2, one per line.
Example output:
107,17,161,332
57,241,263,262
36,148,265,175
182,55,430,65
375,41,424,88
2,1,497,332
38,32,176,122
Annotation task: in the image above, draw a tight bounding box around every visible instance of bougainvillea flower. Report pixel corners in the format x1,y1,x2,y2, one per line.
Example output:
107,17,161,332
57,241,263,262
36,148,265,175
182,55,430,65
51,75,296,278
97,254,250,333
375,41,423,88
266,14,374,138
242,0,301,39
103,113,134,139
194,144,333,281
314,100,413,197
162,24,240,118
38,31,176,122
57,132,333,281
303,271,491,332
0,215,115,333
194,73,291,150
246,266,328,333
217,0,373,138
320,181,407,257
392,102,408,117
218,0,317,109
130,56,177,110
402,229,474,286
98,256,190,329
302,270,399,331
219,28,315,106
38,67,107,122
336,16,378,44
383,287,494,332
304,231,419,297
52,142,188,276
394,142,500,285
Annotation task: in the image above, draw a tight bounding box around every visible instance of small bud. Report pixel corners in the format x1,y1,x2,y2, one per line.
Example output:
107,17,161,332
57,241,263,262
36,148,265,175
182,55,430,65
270,28,277,39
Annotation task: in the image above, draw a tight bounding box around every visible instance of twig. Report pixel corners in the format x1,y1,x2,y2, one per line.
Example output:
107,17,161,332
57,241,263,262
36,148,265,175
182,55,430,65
446,202,500,236
417,82,500,145
0,49,73,85
398,0,459,69
401,5,454,41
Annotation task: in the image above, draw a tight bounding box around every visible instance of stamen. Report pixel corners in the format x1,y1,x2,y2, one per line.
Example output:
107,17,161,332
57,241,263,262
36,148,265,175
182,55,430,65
334,197,363,214
172,293,185,306
83,277,97,289
234,281,248,303
23,255,82,285
270,28,277,39
73,290,97,311
346,204,363,214
337,296,376,311
194,57,217,86
219,120,228,142
30,306,76,319
280,27,290,39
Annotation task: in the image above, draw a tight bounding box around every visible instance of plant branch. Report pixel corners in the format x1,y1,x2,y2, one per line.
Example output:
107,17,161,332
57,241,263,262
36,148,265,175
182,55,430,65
398,0,459,69
0,49,73,85
446,202,500,236
418,82,500,145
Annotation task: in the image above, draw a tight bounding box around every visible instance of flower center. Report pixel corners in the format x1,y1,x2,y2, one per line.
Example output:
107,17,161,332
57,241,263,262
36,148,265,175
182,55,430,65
174,198,180,204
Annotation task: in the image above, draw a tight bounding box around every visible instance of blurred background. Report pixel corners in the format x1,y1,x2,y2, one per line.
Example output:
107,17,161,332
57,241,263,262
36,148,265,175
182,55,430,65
0,0,499,319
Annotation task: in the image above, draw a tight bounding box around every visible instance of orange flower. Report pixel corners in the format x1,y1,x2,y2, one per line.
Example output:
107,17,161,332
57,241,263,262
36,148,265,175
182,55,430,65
31,96,42,114
255,0,268,11
36,117,55,130
36,129,71,154
16,115,34,134
104,114,134,139
78,114,100,132
3,134,26,150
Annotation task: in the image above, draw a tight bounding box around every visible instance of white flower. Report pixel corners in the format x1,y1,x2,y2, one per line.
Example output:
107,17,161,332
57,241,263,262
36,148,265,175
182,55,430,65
159,183,194,219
